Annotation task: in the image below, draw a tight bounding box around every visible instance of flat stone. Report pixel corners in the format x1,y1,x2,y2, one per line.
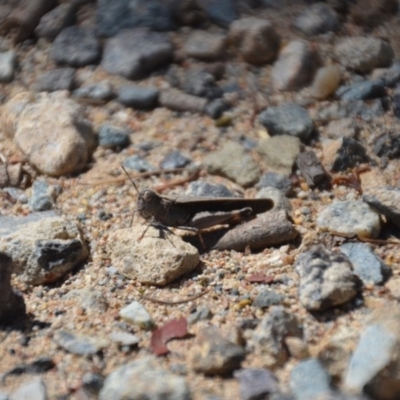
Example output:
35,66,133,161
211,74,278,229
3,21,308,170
256,172,293,196
119,301,154,330
337,80,385,101
98,125,130,149
53,330,108,356
0,51,17,82
317,200,381,238
184,31,226,61
74,82,114,103
117,85,159,109
295,245,358,311
160,151,191,169
35,68,75,92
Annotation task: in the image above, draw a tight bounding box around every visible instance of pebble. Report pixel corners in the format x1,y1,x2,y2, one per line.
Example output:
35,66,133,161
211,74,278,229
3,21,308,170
340,242,388,285
253,306,302,368
110,331,140,347
335,37,394,73
63,288,109,314
96,0,175,37
53,330,108,356
325,118,359,139
29,180,58,211
187,306,213,325
257,135,301,175
185,181,236,198
123,155,154,172
322,137,368,172
0,253,26,324
337,80,385,101
295,245,358,311
10,378,47,400
204,98,230,119
98,125,130,149
159,151,191,169
108,226,199,286
119,301,155,330
229,17,280,65
294,3,339,36
35,3,76,40
81,372,104,398
99,358,191,400
51,26,101,67
159,89,207,113
272,40,320,91
35,67,75,92
7,91,95,176
73,82,113,103
0,212,89,285
197,0,238,28
344,305,400,399
184,31,226,61
259,103,314,141
317,200,381,238
187,326,245,375
256,187,292,212
256,172,293,196
363,186,400,229
310,65,342,100
203,141,261,187
254,289,284,309
0,51,17,82
373,131,400,159
183,69,222,100
290,359,333,400
234,368,279,400
101,28,173,80
117,85,159,109
376,62,400,88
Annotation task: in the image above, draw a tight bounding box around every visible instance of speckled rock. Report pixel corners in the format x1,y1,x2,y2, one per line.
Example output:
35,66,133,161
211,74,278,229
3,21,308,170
317,200,381,238
295,246,358,311
310,65,342,100
123,155,154,172
108,227,199,286
53,330,109,356
0,211,89,285
0,51,17,83
160,151,191,169
203,141,261,187
325,118,359,139
254,289,284,309
99,358,191,400
29,180,58,211
337,80,385,101
184,31,226,61
229,17,280,65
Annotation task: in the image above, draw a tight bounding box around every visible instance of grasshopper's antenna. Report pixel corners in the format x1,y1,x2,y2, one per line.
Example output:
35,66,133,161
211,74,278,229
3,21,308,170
121,165,140,194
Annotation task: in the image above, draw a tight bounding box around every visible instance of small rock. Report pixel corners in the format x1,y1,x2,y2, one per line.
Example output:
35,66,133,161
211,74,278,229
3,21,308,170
123,155,154,172
184,31,226,61
373,131,400,159
110,331,139,347
108,227,199,286
272,40,320,91
204,98,230,119
0,212,89,285
344,305,400,399
0,253,26,324
10,378,47,400
0,51,17,82
294,3,339,36
119,301,154,330
290,359,333,400
183,69,222,100
35,3,76,40
296,150,326,187
337,80,385,101
187,306,213,325
73,82,114,103
101,28,173,80
254,289,284,309
81,372,104,398
159,89,207,113
96,0,175,37
376,62,400,88
117,85,159,109
187,326,245,375
258,135,301,175
29,180,58,211
317,200,381,238
259,103,314,141
63,288,109,314
325,118,359,139
340,242,388,285
256,187,292,212
295,245,358,311
335,37,394,73
35,68,75,92
256,172,293,196
185,181,236,198
51,26,101,67
363,186,400,229
311,65,342,100
197,0,238,27
160,151,191,169
98,125,130,149
203,141,261,187
253,306,302,368
322,137,368,172
234,368,279,400
229,17,280,65
53,330,108,356
99,358,191,400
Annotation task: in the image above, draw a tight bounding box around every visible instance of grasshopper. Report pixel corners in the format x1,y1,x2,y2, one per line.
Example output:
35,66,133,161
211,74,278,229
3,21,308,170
122,167,274,241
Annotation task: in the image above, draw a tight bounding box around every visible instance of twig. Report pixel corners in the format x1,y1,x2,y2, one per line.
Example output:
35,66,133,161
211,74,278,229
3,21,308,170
140,289,209,305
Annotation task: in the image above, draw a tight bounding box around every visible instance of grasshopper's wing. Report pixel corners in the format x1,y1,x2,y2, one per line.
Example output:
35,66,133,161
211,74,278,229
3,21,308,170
162,195,274,214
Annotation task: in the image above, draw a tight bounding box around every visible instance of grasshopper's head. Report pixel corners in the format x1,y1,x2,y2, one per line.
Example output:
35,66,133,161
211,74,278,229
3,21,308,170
137,189,162,220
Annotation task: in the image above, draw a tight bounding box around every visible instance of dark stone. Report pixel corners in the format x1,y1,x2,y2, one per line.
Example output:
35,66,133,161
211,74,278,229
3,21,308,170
373,132,400,159
117,85,159,109
183,70,223,100
337,80,385,101
123,155,154,172
81,373,104,397
330,138,369,172
380,62,400,88
35,68,75,92
197,0,238,27
73,83,114,103
159,151,191,169
51,26,101,67
98,125,130,149
0,358,55,381
204,99,230,119
256,172,293,196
